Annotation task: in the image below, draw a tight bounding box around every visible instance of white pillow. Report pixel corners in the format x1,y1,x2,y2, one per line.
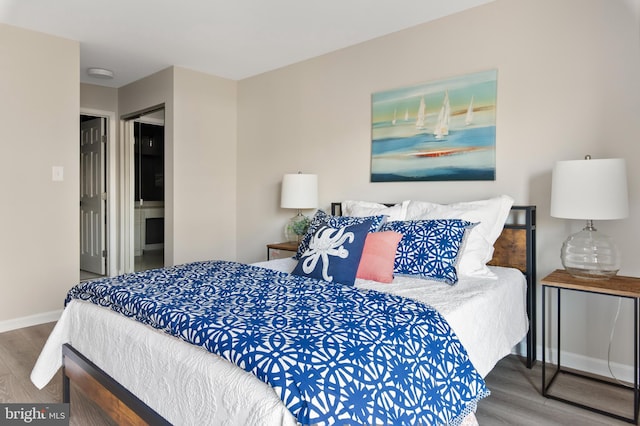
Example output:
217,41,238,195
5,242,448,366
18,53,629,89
405,195,514,278
342,200,409,222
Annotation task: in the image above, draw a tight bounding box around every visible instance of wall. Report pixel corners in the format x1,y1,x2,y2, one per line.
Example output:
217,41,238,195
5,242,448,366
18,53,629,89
80,83,117,112
0,24,79,329
119,68,175,266
172,67,237,264
237,0,640,378
118,67,238,267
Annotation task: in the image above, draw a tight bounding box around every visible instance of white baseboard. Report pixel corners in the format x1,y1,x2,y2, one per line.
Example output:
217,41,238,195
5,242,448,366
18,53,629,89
540,346,635,384
513,344,635,384
0,310,62,334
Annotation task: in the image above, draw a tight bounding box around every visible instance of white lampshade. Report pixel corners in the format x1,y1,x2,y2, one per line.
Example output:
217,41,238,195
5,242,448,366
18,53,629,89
551,158,628,220
550,157,629,280
281,173,318,209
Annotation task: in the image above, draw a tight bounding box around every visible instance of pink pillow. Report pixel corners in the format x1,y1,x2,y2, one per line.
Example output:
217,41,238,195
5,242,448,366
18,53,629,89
356,231,402,283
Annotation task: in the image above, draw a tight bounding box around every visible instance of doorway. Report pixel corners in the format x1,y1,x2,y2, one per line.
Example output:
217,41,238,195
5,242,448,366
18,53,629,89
131,109,165,272
80,114,107,281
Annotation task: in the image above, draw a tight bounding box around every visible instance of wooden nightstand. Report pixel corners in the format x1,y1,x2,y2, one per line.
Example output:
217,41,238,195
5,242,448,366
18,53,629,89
541,269,640,424
266,241,299,260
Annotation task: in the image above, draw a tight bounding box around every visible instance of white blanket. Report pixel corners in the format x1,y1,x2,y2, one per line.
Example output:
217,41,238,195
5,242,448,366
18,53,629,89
32,300,297,426
31,262,527,425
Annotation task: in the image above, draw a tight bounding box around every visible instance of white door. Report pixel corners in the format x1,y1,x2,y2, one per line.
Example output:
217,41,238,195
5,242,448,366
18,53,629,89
80,117,106,274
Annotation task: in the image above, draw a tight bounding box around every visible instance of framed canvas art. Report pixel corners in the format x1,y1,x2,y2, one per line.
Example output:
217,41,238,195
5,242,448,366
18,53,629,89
371,70,497,182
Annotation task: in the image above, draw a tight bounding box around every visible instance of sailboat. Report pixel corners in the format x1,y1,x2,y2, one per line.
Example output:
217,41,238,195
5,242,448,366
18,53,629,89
433,90,450,139
415,96,426,130
404,108,409,121
392,107,397,125
465,96,474,126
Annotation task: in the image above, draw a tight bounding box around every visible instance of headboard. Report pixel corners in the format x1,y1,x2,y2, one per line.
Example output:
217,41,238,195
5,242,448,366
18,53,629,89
491,205,536,369
331,202,537,369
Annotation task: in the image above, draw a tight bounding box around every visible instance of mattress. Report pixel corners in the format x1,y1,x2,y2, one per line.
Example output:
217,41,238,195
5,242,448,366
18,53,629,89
31,261,527,425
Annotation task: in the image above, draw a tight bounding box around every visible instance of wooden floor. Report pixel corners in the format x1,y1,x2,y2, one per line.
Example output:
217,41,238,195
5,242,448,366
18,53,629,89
478,356,633,426
0,322,634,425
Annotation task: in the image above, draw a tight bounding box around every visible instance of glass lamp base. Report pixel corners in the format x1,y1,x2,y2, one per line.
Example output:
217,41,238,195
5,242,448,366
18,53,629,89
561,225,620,280
284,213,311,243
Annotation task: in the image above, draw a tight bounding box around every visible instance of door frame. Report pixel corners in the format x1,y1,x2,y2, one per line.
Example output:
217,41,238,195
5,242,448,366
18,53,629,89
80,108,118,277
120,105,166,274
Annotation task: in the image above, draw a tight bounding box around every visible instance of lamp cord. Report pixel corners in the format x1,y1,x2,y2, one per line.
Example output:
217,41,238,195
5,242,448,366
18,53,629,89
607,297,625,385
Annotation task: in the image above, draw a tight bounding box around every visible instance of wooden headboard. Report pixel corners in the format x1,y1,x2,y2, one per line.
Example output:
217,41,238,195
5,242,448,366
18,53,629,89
330,202,537,369
491,205,536,369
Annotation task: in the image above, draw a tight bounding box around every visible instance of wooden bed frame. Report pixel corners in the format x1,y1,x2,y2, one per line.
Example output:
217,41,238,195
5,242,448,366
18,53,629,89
487,205,537,369
62,204,536,424
62,343,169,425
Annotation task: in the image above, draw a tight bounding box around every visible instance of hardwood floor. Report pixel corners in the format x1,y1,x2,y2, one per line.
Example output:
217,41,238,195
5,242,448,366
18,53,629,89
0,322,633,425
478,356,632,425
0,322,114,425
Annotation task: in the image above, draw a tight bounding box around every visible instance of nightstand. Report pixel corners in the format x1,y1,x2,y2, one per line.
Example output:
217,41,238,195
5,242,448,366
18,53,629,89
541,269,640,424
266,241,299,260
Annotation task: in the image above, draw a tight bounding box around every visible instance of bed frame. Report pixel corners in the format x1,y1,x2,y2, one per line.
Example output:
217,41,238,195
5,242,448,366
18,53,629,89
62,204,536,424
62,343,169,425
487,205,537,369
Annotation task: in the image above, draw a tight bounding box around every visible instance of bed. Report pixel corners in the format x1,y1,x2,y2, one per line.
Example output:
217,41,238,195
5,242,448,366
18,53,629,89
31,198,536,426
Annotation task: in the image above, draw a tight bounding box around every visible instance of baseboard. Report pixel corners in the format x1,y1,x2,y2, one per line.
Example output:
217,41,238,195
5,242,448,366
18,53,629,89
541,346,635,384
512,344,635,384
0,310,62,334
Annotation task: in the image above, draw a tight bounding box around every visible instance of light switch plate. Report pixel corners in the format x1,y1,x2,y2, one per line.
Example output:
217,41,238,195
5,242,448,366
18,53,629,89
52,166,64,181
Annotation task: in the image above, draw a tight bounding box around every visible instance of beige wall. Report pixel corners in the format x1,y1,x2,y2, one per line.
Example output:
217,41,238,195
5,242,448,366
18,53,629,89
119,68,175,265
173,67,237,264
118,67,238,267
237,0,640,376
0,24,79,327
80,83,118,112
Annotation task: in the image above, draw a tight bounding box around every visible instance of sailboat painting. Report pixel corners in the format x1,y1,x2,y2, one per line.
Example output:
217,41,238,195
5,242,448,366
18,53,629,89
371,69,497,182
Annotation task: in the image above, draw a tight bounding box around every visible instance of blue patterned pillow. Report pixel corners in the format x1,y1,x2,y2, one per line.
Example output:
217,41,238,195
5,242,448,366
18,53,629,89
292,220,372,286
294,210,385,260
380,219,476,284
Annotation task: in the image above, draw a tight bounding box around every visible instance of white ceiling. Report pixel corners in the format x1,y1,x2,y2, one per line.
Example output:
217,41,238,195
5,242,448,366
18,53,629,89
0,0,493,88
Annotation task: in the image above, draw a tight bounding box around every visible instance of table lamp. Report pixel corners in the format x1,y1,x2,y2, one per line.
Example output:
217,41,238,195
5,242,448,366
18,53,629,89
550,156,628,280
281,173,318,242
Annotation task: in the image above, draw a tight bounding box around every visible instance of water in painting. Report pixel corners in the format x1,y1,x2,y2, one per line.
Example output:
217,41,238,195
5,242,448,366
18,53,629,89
371,70,497,182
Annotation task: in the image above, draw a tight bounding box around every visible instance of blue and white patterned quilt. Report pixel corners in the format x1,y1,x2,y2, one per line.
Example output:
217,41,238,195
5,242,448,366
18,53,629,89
66,260,489,425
